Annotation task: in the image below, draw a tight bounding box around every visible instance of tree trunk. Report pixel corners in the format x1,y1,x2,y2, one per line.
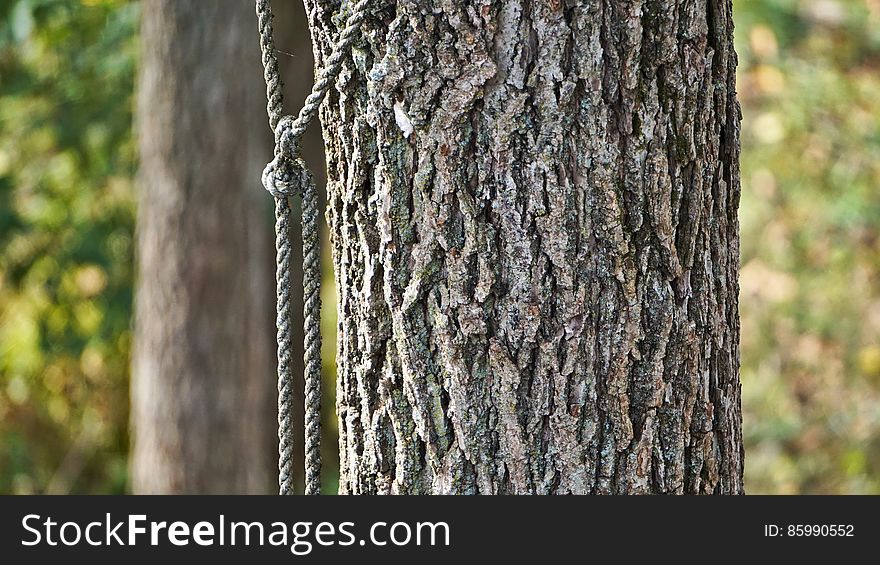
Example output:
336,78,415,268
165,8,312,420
131,0,276,493
311,0,743,495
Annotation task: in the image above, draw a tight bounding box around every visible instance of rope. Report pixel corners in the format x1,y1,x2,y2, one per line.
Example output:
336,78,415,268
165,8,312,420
255,0,369,496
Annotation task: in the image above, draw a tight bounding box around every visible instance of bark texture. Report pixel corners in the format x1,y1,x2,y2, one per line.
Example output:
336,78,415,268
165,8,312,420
311,0,743,494
131,0,276,493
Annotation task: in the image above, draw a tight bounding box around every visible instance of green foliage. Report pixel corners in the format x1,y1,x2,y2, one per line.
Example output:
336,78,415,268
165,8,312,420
735,0,880,493
1,0,878,494
0,0,138,493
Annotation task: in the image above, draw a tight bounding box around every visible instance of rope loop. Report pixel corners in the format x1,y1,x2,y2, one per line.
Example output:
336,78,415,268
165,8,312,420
256,0,370,496
262,116,313,199
275,114,302,155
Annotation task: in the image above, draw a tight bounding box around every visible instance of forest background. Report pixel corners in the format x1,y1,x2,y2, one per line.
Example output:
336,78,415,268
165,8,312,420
1,0,879,494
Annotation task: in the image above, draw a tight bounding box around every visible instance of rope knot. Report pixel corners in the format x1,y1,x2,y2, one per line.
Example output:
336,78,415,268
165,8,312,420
262,115,313,199
257,0,370,495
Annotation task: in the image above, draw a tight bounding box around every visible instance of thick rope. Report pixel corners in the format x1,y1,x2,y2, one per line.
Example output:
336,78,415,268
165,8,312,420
256,0,294,496
255,0,368,496
300,161,322,498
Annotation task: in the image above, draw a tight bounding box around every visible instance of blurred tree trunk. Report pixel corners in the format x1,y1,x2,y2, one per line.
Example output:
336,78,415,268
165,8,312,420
314,0,744,494
131,0,276,493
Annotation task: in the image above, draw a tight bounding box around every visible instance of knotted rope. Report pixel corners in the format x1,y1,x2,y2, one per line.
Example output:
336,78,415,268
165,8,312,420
255,0,368,496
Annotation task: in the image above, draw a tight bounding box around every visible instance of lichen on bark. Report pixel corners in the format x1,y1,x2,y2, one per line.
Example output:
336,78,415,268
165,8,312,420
307,0,743,494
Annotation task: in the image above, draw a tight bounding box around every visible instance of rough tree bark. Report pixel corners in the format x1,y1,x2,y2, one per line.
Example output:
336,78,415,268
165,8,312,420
131,0,276,493
310,0,743,494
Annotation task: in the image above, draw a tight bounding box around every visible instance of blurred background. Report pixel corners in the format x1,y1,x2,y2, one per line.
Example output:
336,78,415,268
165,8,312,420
0,0,878,494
